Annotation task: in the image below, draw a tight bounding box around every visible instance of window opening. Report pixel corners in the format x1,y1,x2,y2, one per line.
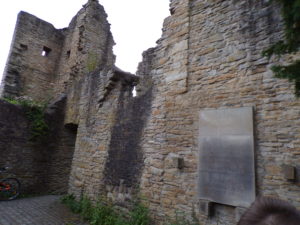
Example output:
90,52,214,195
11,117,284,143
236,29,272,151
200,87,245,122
41,46,51,57
20,44,28,51
66,50,71,58
65,123,78,133
132,86,137,97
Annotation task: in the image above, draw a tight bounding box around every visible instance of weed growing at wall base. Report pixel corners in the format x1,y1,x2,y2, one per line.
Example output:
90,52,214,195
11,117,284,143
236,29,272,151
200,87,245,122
61,194,199,225
61,194,151,225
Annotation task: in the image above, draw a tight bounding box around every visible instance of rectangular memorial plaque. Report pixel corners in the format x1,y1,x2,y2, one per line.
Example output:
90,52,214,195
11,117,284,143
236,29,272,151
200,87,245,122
198,107,255,207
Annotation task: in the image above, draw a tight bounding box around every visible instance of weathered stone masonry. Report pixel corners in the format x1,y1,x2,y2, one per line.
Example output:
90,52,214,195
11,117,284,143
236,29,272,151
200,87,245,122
0,97,76,194
0,11,64,101
137,0,300,224
1,0,300,224
0,0,116,195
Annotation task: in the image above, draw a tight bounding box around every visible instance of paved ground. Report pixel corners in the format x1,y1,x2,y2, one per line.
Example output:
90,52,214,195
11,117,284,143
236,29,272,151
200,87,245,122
0,195,88,225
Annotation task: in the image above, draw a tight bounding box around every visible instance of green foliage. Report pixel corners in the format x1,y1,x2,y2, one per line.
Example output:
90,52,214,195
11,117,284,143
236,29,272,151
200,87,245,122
2,97,49,141
61,195,199,225
25,105,49,141
263,0,300,96
61,194,82,214
271,60,300,95
61,194,151,225
81,196,94,220
89,201,126,225
128,203,151,225
3,97,20,105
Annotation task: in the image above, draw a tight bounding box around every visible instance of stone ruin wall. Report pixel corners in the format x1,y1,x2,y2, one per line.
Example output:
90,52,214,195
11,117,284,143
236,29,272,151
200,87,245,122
0,0,299,224
0,0,116,195
54,1,115,126
68,0,300,224
53,0,115,98
68,68,141,200
0,97,76,194
135,0,300,224
0,11,64,101
0,0,115,104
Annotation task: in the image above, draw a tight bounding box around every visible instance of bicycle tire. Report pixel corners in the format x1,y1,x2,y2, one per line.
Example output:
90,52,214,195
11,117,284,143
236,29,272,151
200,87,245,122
0,178,21,201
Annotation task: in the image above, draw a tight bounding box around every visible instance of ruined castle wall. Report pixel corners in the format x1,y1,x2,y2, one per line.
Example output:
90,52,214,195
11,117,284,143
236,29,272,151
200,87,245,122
44,96,78,194
1,1,115,105
66,1,300,224
63,2,149,201
67,70,115,199
60,1,119,197
67,68,139,200
136,0,197,222
1,0,299,224
0,100,35,192
0,0,119,198
54,0,115,125
137,0,300,224
0,12,64,101
0,99,75,194
53,1,114,93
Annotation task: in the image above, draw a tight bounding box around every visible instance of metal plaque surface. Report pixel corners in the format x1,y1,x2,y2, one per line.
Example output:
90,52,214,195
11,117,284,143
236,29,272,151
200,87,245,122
198,107,255,207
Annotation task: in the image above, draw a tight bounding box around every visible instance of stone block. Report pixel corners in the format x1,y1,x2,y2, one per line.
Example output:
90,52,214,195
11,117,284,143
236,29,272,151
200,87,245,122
165,71,187,83
282,165,296,181
172,157,184,169
235,207,247,222
198,200,214,217
170,40,188,55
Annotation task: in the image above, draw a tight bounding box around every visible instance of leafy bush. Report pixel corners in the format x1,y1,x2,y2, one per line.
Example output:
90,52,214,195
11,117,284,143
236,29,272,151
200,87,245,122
61,194,82,214
128,203,151,225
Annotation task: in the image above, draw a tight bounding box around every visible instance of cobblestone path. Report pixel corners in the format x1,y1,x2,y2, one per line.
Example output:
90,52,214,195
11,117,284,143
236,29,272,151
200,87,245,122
0,195,88,225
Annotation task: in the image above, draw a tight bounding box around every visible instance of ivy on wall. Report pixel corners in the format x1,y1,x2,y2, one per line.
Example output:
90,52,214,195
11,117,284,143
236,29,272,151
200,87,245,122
262,0,300,96
3,97,49,141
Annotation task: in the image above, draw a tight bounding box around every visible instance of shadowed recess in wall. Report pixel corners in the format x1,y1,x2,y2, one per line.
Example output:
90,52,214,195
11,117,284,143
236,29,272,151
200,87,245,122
104,87,152,188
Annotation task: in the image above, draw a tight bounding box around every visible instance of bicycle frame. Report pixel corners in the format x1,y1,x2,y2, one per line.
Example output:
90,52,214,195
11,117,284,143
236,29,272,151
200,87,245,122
0,168,11,192
0,167,21,200
0,181,11,191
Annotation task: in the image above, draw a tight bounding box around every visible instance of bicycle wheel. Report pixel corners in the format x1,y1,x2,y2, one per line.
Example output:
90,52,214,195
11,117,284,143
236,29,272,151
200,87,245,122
0,178,21,201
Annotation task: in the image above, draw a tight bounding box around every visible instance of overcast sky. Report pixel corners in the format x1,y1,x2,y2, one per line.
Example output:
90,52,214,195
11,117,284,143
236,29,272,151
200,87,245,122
0,0,170,84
